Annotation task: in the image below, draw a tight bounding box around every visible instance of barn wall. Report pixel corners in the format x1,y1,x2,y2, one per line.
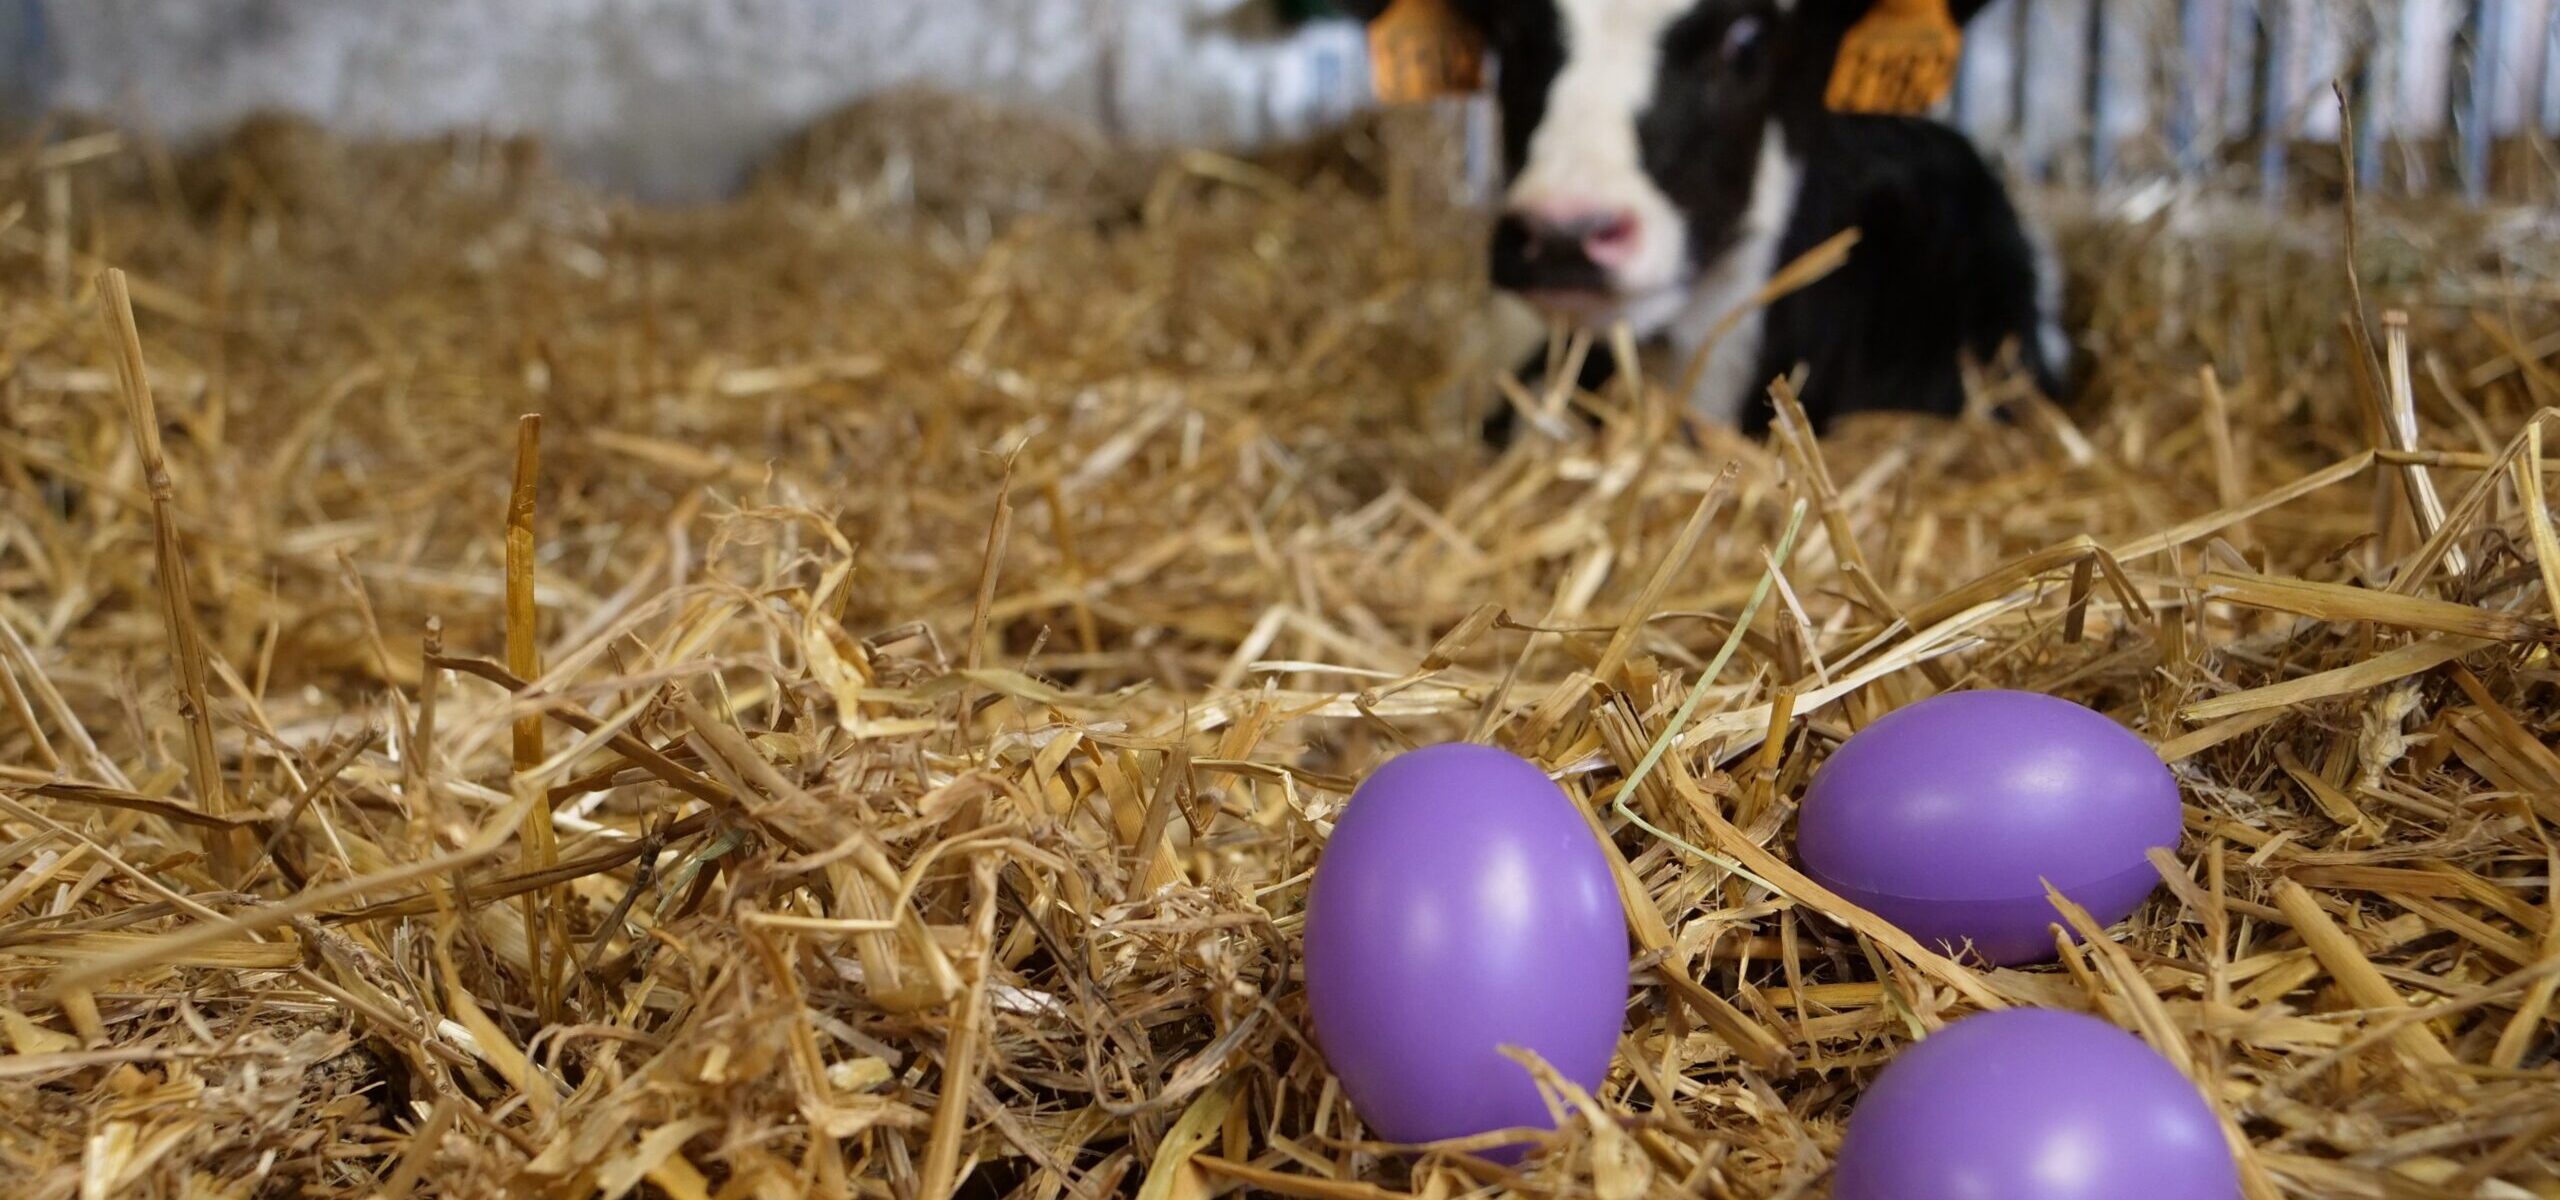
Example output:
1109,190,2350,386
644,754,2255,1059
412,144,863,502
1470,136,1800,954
1957,0,2559,194
10,0,1374,201
6,0,2557,200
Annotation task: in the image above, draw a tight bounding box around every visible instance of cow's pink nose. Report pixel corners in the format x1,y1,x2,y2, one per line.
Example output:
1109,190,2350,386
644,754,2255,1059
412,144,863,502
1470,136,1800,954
1510,202,1643,270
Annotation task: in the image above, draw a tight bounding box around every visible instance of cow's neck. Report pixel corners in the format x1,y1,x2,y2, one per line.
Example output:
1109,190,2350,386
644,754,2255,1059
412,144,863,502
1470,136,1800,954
1665,118,1805,424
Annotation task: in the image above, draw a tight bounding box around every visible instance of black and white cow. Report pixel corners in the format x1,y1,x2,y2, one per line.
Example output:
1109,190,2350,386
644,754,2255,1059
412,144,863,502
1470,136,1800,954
1342,0,2067,436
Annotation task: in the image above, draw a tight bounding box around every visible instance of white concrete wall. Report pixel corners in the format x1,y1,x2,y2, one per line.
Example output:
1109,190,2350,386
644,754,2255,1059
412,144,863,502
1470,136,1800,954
7,0,2556,198
17,0,1374,200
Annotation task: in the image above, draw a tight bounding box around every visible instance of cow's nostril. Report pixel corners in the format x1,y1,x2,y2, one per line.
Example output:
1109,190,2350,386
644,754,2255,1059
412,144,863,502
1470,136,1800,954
1588,213,1638,251
1577,212,1643,269
1506,205,1642,269
1490,210,1616,294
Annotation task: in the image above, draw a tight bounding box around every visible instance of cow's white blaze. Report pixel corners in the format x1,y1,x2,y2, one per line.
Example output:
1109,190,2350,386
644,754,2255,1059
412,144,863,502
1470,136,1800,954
1511,0,1699,308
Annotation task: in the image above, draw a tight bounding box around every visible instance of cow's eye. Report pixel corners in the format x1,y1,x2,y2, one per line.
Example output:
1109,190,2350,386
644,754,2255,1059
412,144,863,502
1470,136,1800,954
1719,16,1763,66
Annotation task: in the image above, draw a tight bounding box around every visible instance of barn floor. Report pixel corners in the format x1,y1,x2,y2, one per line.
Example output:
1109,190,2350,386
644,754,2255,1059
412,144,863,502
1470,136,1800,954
4,96,2560,1199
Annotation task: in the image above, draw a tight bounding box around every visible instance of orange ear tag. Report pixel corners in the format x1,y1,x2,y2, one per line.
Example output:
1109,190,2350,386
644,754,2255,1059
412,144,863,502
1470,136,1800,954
1368,0,1487,103
1826,0,1963,115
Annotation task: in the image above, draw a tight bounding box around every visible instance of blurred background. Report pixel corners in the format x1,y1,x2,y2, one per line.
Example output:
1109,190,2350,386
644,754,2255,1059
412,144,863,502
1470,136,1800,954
3,0,2557,203
3,6,2559,1197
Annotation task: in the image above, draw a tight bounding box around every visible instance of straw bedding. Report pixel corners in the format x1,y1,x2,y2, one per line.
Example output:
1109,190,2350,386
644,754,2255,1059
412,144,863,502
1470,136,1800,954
2,95,2557,1199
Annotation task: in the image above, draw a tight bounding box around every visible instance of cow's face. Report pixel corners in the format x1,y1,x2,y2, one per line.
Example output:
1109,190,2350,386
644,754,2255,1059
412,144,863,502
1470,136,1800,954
1453,0,1841,334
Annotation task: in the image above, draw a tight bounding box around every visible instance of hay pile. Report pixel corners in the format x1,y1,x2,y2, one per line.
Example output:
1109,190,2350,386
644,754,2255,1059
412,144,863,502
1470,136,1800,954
3,97,2558,1199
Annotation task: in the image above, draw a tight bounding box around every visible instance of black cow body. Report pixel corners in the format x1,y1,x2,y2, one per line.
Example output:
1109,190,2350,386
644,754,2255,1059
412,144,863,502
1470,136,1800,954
1747,112,2061,434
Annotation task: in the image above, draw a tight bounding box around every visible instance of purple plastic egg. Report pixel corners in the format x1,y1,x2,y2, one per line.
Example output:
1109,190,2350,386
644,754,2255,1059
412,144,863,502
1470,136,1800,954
1798,690,2181,966
1303,743,1628,1159
1835,1008,2241,1200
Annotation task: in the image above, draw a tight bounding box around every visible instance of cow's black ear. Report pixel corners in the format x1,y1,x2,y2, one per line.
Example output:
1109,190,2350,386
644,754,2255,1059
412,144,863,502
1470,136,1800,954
1329,0,1394,19
1793,0,1876,34
1805,0,2003,28
1947,0,2002,25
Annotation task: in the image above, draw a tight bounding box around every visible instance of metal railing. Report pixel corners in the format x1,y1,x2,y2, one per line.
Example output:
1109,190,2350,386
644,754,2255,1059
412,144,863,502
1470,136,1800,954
1949,0,2559,201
